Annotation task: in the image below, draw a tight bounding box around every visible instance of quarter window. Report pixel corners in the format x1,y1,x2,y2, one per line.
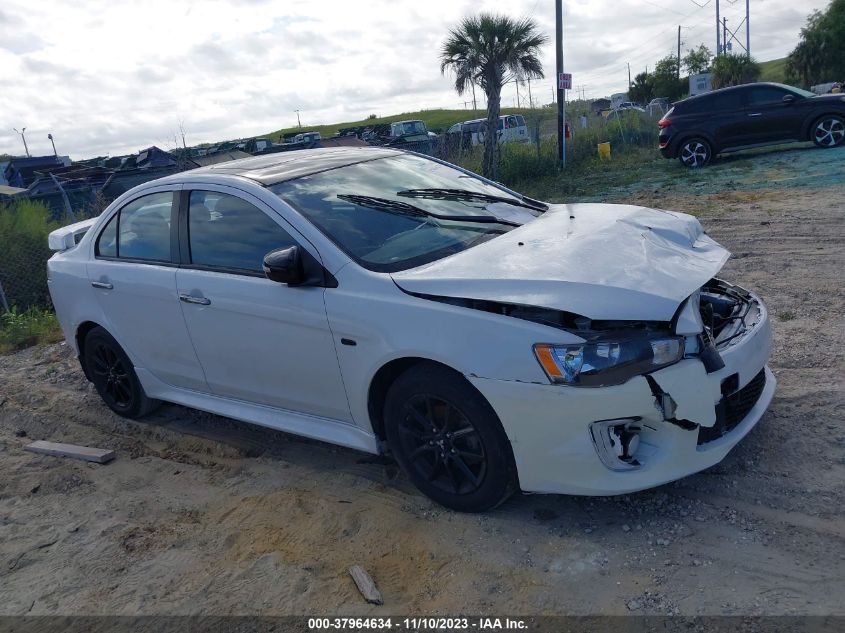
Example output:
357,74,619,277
187,191,297,273
95,191,173,261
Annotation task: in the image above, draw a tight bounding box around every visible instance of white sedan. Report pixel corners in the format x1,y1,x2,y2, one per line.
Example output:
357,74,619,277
47,147,775,511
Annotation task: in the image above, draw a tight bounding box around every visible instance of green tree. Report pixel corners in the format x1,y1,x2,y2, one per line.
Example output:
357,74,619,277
440,14,547,178
711,54,761,89
628,72,655,104
786,0,845,87
683,44,712,75
651,55,685,100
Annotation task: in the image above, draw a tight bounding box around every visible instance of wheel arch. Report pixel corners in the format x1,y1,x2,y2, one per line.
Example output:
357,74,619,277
75,320,103,380
674,133,715,156
367,357,491,444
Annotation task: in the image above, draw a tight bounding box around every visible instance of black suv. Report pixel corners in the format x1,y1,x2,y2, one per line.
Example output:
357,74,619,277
659,82,845,167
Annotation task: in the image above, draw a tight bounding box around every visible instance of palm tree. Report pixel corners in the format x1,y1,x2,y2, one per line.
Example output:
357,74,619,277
440,14,547,179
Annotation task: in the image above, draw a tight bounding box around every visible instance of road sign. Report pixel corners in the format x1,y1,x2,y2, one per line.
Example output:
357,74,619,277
558,72,572,90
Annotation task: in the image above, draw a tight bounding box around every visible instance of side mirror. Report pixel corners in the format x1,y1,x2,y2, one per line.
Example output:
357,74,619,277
263,246,305,285
782,94,796,105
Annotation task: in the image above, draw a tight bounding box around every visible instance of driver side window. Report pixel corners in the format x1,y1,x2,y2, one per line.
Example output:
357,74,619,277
187,191,298,273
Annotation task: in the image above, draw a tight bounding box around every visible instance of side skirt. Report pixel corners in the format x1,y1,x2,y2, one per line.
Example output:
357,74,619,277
135,368,380,455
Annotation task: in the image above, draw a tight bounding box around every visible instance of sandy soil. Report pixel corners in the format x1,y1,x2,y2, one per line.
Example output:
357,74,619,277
1,145,843,616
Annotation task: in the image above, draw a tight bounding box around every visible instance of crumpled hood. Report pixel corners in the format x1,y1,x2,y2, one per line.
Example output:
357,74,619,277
391,203,730,322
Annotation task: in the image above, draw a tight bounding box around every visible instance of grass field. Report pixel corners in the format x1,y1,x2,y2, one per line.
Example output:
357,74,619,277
264,107,554,140
759,57,788,83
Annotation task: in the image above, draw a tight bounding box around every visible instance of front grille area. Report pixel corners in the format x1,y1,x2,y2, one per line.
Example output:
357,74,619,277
698,369,766,445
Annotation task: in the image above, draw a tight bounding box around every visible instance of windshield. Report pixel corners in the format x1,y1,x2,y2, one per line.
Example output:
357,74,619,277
775,83,815,98
394,121,426,136
270,154,532,272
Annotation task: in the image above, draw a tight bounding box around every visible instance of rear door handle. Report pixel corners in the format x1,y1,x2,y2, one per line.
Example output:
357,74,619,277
91,281,113,290
747,112,762,117
179,294,211,305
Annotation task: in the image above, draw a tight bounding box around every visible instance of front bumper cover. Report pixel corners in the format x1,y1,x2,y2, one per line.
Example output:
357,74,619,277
469,292,774,496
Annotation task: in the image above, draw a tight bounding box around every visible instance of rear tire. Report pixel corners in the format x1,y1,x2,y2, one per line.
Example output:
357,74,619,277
384,363,517,512
811,115,845,148
83,326,160,419
677,137,712,168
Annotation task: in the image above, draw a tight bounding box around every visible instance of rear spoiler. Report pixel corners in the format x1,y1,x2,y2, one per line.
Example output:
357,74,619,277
48,217,98,251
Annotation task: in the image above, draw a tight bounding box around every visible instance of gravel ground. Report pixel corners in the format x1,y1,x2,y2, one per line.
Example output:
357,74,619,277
0,144,843,616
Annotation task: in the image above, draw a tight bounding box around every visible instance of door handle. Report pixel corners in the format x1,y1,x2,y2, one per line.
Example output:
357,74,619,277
747,112,762,117
91,281,113,290
179,294,211,305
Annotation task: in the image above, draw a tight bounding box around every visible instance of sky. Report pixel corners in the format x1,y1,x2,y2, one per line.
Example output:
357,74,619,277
1,0,830,159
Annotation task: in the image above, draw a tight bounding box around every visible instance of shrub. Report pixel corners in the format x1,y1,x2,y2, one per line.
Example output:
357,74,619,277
0,199,62,310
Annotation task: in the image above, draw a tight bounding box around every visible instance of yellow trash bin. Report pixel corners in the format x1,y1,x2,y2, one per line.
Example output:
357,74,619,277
597,142,611,160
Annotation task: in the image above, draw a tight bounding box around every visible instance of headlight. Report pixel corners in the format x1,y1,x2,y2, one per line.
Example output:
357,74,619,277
534,336,684,387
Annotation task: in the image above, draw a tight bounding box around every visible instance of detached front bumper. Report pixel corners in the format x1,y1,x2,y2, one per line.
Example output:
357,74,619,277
469,292,775,496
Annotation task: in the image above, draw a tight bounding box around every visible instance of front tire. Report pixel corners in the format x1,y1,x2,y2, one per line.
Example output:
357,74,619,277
811,115,845,148
384,364,517,512
678,137,712,168
83,326,160,419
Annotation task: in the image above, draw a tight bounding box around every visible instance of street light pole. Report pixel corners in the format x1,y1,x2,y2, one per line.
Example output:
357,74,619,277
555,0,565,169
13,127,30,157
48,133,57,157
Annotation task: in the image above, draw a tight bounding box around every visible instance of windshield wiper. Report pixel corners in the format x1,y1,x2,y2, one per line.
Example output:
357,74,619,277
396,188,548,212
336,194,521,227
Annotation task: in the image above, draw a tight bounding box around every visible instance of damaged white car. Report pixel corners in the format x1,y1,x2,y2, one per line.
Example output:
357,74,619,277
47,147,775,512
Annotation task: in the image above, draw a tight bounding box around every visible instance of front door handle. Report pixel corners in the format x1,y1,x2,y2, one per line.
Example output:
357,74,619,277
91,281,113,290
747,112,762,117
179,294,211,305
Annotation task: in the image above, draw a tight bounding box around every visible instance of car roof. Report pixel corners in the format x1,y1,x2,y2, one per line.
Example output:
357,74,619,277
675,81,789,106
160,147,402,186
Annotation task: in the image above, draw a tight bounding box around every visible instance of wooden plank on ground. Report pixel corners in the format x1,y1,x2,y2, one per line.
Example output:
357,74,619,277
24,440,115,464
349,565,383,605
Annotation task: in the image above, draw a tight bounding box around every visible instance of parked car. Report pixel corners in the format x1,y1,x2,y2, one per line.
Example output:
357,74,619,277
647,97,670,116
446,115,529,147
614,102,645,112
48,147,775,511
658,82,845,167
292,131,321,144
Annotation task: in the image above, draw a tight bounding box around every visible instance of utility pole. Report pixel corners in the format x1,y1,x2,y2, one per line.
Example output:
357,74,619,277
677,25,682,78
47,133,57,156
746,0,750,57
515,78,521,108
627,62,631,89
723,18,728,54
716,0,721,55
294,110,302,128
471,82,477,111
13,127,29,157
527,77,533,108
555,0,565,169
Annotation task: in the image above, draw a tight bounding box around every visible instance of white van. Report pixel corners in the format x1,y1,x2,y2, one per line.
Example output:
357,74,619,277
447,115,529,146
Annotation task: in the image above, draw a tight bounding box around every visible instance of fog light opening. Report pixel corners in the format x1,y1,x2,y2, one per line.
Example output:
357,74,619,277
590,419,644,471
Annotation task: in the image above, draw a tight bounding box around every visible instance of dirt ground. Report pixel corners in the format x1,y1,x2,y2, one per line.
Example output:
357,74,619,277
1,145,843,616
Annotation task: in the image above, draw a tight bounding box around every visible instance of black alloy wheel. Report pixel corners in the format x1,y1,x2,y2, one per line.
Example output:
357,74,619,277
397,394,487,496
678,138,712,168
812,115,845,148
384,363,516,512
83,326,159,418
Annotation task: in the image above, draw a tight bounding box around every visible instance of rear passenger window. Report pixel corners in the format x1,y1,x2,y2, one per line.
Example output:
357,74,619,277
188,191,298,273
96,192,173,262
713,91,744,110
747,87,787,105
96,213,117,257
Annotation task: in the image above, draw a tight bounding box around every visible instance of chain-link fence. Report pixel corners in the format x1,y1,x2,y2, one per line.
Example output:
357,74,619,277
0,199,65,314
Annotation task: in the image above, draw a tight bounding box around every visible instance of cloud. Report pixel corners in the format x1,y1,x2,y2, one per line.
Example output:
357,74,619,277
0,0,831,158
